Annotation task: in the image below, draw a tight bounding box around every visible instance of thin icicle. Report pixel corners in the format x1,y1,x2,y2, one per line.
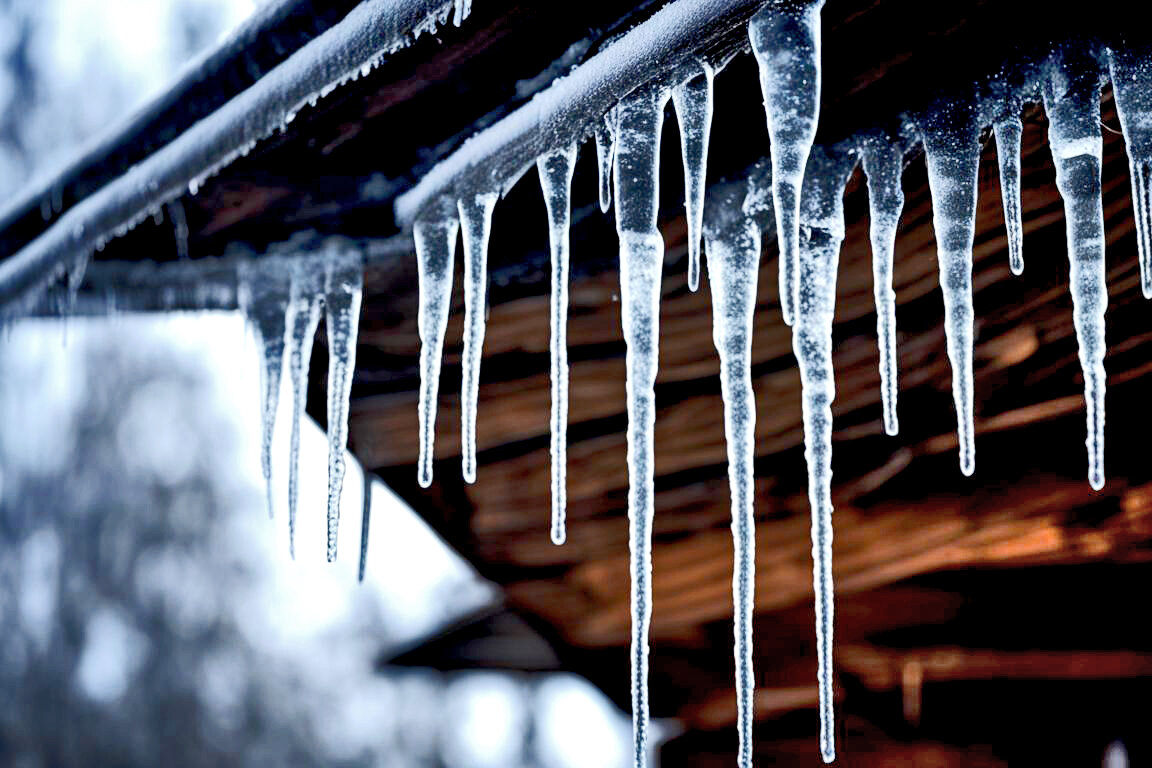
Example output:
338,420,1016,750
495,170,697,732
614,87,668,768
287,263,324,559
240,259,291,518
672,62,715,292
749,0,825,326
323,249,364,562
595,111,617,214
994,114,1025,275
920,100,980,477
704,182,761,768
1044,53,1107,491
794,146,855,765
415,205,460,489
458,192,497,485
359,465,373,583
537,144,578,546
1108,44,1152,299
859,135,905,436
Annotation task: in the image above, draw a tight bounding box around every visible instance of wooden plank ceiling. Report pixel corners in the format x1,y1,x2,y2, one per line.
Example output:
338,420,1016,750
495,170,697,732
47,0,1152,762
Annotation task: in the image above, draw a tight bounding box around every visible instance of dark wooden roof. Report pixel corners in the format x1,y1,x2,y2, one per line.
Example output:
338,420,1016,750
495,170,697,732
11,0,1152,763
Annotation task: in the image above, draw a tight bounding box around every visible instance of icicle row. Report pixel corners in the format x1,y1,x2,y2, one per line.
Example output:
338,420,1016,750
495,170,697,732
994,114,1025,275
537,145,578,545
1109,45,1152,299
704,182,761,768
323,249,364,562
614,87,668,768
459,192,498,485
749,0,825,326
920,101,980,477
1044,53,1107,490
672,62,715,292
859,136,905,436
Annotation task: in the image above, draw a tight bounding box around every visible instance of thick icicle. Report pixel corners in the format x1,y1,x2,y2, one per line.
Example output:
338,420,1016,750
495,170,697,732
1044,52,1107,491
1108,44,1152,299
794,146,855,765
704,182,762,768
994,114,1025,275
595,111,617,214
614,87,668,768
458,193,497,485
672,62,715,292
323,249,364,562
859,135,905,436
537,145,578,545
749,0,825,326
287,263,324,558
920,99,980,477
414,203,460,489
240,259,292,517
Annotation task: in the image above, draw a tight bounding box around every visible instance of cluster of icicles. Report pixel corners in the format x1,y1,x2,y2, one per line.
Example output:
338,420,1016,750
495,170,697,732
396,1,1152,763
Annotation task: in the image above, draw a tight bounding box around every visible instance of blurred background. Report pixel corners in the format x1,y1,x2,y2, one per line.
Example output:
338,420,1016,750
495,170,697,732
0,3,640,766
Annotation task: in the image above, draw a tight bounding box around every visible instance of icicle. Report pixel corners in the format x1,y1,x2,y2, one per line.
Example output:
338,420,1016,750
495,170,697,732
1108,44,1152,299
287,263,324,558
458,192,498,485
65,253,89,311
359,464,373,583
994,114,1025,275
240,259,292,518
537,145,578,545
920,100,980,477
323,248,364,562
794,146,855,765
614,87,668,768
595,110,617,214
859,135,905,436
415,204,460,489
672,62,715,292
749,0,825,326
1044,52,1107,491
703,182,761,768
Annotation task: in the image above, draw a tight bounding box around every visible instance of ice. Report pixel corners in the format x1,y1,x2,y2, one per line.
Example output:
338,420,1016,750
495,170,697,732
994,114,1025,275
794,145,856,765
749,0,825,326
287,263,324,558
414,203,461,489
1108,44,1152,299
920,99,980,477
1044,52,1107,491
703,181,762,768
323,249,364,562
672,62,715,292
537,145,578,545
458,192,498,485
614,87,668,768
595,111,617,214
859,134,906,436
239,258,292,518
359,466,373,583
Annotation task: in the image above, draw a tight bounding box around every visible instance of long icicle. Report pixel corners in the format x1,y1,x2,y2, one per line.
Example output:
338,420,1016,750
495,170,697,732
1108,44,1152,299
795,146,855,765
458,192,498,485
704,181,761,768
859,135,906,436
415,204,461,488
537,145,578,545
323,248,364,562
287,262,324,558
672,62,715,292
614,86,669,768
749,0,825,326
994,113,1025,275
1044,52,1107,490
921,99,980,477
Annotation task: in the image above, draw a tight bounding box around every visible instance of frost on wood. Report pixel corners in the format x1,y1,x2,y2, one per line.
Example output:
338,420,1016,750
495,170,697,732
537,145,578,546
749,0,825,327
1043,51,1107,491
458,193,498,485
672,62,715,292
